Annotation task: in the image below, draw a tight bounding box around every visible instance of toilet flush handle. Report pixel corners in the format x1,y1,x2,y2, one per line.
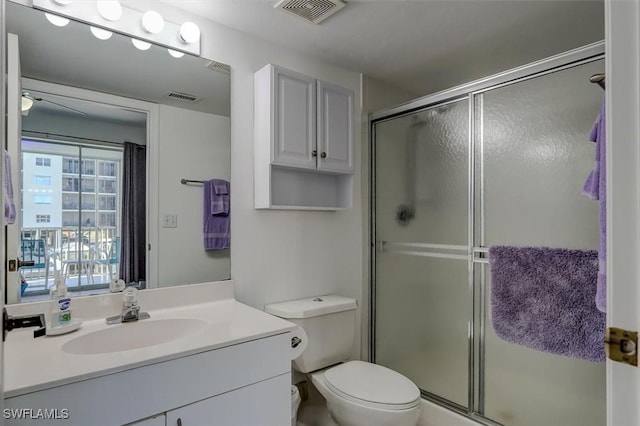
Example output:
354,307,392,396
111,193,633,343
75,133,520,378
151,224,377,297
292,336,302,348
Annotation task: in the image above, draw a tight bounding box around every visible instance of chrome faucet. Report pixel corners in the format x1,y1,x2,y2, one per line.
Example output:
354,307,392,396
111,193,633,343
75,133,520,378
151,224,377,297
106,287,150,325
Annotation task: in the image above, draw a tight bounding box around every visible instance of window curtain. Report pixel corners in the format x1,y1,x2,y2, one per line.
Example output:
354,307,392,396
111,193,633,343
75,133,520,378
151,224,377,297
120,142,146,284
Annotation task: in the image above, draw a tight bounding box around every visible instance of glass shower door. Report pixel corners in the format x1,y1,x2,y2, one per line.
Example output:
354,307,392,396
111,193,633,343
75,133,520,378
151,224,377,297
373,100,470,408
477,60,606,425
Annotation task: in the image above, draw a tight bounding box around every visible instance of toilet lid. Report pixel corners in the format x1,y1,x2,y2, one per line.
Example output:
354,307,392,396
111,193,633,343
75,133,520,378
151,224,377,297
324,361,420,408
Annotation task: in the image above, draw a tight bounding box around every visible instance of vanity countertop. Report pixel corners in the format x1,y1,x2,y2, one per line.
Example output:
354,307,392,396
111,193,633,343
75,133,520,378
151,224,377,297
4,281,295,398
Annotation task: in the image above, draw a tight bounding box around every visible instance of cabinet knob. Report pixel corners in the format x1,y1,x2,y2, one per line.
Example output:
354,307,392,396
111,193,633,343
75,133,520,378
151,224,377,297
321,152,327,159
312,150,317,157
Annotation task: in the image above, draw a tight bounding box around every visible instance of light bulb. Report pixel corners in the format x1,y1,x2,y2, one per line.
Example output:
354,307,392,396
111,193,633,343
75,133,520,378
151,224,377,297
45,13,70,27
179,22,200,44
168,49,184,58
90,26,113,40
131,38,151,51
21,96,34,112
97,0,122,21
142,11,164,34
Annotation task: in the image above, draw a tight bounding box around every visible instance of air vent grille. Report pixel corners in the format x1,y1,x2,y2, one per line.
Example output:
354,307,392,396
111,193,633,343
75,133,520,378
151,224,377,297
165,91,201,103
206,60,231,74
275,0,346,25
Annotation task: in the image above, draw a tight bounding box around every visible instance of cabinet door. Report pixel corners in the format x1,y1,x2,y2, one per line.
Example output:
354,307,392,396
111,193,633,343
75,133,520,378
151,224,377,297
165,374,289,426
317,80,354,173
272,66,317,170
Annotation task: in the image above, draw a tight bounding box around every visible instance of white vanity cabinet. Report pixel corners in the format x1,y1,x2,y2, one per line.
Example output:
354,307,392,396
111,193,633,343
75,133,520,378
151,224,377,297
254,64,354,210
5,333,291,426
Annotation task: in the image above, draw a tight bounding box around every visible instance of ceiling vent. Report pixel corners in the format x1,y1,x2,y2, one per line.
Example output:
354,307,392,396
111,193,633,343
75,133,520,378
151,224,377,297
275,0,346,25
206,60,231,74
165,91,201,104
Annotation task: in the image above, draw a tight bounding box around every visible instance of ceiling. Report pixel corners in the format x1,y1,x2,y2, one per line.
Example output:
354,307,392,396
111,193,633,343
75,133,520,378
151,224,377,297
6,1,231,124
165,0,604,96
6,0,604,119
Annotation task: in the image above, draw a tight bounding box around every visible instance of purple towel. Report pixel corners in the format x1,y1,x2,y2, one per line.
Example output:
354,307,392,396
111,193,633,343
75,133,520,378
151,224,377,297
582,100,606,312
203,180,230,250
210,179,229,215
4,150,15,225
488,246,605,362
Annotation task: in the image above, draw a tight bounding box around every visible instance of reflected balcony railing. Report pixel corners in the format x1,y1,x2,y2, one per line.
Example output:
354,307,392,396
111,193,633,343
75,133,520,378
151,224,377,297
20,227,119,296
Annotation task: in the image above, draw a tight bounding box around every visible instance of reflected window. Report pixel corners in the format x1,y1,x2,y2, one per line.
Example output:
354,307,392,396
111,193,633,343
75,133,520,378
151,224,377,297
34,175,51,185
35,157,51,167
33,194,52,204
21,140,123,297
36,214,51,223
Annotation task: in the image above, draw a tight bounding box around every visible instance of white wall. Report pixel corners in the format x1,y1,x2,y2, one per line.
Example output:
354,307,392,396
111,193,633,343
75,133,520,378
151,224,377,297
157,105,231,287
117,0,363,354
124,1,364,358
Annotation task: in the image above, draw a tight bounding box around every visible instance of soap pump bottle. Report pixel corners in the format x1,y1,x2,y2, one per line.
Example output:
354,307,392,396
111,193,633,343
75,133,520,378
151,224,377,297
50,272,72,329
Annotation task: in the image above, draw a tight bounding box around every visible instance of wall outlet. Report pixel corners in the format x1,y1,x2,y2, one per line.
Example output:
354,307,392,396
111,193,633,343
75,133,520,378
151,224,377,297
162,214,178,228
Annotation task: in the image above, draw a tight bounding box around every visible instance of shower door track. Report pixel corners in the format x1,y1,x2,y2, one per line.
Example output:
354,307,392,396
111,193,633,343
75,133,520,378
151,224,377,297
369,41,605,425
370,41,604,123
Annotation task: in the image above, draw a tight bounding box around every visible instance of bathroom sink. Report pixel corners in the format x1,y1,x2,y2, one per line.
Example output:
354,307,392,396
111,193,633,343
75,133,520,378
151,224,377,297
61,318,208,355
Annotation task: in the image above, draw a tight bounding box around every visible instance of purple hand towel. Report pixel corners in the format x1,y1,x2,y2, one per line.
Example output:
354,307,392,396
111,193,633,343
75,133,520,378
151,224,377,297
203,180,230,250
4,150,16,225
582,100,606,312
210,179,229,215
488,246,605,362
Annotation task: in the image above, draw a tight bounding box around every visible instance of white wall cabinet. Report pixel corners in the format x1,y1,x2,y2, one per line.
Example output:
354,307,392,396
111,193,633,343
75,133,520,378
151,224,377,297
316,79,354,173
269,67,317,170
255,64,354,210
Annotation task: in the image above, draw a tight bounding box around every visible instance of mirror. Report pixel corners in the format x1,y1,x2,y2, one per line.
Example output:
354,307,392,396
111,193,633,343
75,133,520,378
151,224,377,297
6,1,231,304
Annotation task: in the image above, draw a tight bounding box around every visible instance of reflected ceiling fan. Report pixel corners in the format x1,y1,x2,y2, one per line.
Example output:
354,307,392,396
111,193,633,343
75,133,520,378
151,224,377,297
21,92,88,116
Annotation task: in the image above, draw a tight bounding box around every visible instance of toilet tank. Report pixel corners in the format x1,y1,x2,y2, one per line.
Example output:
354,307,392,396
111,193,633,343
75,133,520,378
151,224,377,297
265,295,357,373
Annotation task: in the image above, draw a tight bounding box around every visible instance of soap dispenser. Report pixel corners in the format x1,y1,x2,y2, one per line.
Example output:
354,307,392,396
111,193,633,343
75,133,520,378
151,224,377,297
49,272,72,329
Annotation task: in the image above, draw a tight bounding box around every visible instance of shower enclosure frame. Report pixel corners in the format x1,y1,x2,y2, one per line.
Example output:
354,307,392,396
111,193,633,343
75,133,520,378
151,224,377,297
368,41,605,425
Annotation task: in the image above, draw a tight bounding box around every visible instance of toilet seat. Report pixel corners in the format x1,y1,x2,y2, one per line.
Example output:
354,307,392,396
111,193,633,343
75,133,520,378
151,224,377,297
322,361,421,411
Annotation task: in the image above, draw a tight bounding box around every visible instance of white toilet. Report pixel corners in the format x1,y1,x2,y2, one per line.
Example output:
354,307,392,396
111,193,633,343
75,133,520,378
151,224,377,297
265,295,422,426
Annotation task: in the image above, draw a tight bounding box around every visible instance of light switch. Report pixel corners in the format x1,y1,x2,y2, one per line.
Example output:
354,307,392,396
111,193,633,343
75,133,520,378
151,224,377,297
162,214,178,228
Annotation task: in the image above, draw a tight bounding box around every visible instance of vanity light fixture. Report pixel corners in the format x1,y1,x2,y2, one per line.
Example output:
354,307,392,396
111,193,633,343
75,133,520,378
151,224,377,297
142,11,164,34
45,12,70,27
34,0,201,56
168,49,185,58
97,0,122,22
131,38,152,51
179,22,201,44
90,26,113,40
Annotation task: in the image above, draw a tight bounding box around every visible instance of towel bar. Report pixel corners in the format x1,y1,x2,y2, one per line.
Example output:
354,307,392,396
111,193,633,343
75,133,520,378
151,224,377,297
180,178,204,185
